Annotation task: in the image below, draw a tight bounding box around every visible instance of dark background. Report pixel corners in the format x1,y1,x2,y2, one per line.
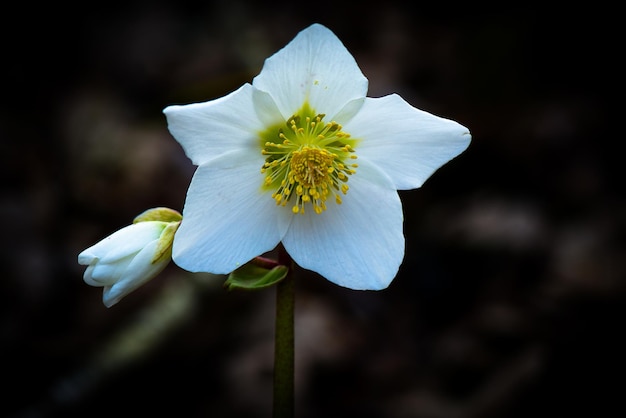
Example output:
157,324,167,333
2,2,622,417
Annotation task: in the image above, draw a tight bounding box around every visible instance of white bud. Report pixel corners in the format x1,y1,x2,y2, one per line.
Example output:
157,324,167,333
78,213,181,307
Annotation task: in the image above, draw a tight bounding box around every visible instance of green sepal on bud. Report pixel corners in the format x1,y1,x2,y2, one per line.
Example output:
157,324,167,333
132,207,182,264
133,207,183,224
225,262,289,291
151,221,180,264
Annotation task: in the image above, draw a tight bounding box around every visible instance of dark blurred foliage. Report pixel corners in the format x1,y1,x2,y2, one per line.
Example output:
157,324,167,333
1,1,623,417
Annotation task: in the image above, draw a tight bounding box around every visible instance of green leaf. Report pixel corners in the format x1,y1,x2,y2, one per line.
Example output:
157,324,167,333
224,263,289,291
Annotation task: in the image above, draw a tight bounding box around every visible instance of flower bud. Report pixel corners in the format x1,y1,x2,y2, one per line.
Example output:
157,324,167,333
78,208,182,307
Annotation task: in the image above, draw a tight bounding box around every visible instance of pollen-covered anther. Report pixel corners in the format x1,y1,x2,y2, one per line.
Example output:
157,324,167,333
260,109,358,214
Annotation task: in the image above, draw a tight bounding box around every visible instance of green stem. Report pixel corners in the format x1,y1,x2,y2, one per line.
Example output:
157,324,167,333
273,244,294,418
252,255,280,270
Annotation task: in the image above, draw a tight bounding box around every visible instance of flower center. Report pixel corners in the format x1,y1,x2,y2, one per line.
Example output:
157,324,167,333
260,105,358,215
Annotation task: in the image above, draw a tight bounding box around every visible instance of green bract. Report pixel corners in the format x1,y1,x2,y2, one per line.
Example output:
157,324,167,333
225,263,289,291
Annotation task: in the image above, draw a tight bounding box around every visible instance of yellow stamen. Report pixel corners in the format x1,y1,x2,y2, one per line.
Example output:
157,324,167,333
259,103,359,215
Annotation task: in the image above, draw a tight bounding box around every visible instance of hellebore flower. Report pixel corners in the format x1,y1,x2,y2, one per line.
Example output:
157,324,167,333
164,24,470,290
78,208,181,307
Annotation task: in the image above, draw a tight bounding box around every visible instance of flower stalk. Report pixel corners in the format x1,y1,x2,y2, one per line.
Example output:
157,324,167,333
273,244,295,418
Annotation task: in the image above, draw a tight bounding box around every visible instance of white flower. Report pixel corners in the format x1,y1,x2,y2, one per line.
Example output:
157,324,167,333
164,24,470,290
78,209,181,307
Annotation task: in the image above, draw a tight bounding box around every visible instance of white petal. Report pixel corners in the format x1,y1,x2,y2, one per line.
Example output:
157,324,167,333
77,252,97,266
97,222,165,264
332,97,366,125
172,149,282,274
164,84,273,166
252,87,285,128
252,24,368,121
346,94,471,190
280,159,404,290
83,263,101,286
102,240,168,307
90,254,134,285
78,222,163,267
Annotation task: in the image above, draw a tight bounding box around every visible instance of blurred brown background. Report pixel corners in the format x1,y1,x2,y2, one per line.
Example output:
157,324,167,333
2,2,622,417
